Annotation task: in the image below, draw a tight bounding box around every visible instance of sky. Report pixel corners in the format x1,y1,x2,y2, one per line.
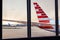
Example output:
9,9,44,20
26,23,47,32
31,0,55,22
2,0,27,21
2,0,60,23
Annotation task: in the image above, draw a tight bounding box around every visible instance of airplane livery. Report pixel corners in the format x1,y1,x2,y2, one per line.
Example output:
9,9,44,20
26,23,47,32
33,2,60,33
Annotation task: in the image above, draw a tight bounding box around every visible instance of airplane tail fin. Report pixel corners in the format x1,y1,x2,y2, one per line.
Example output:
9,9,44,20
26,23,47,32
33,2,53,29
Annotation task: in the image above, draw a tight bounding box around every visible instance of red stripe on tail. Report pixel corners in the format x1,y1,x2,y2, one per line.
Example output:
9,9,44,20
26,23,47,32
39,26,53,29
37,16,48,18
39,20,49,23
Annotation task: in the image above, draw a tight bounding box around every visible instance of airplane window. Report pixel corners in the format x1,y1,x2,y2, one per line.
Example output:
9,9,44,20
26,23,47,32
31,0,56,37
58,0,60,36
2,0,27,39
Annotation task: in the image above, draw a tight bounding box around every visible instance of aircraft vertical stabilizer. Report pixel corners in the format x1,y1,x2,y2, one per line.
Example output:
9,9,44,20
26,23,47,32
33,2,53,29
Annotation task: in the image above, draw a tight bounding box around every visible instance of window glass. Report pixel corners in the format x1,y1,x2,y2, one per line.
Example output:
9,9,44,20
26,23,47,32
2,0,27,39
31,0,56,37
58,0,60,36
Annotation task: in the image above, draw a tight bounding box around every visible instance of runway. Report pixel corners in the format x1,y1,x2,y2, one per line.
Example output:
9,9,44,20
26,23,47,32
2,26,56,39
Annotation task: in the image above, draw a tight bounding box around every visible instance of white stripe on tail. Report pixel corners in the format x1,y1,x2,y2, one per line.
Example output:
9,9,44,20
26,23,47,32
33,2,53,29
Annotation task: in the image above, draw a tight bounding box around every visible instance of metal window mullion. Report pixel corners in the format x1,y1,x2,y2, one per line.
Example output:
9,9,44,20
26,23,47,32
27,0,31,38
55,0,59,36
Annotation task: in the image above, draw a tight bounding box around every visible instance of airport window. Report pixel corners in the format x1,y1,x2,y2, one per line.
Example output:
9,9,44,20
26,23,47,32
2,0,27,39
2,0,59,39
31,0,56,37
